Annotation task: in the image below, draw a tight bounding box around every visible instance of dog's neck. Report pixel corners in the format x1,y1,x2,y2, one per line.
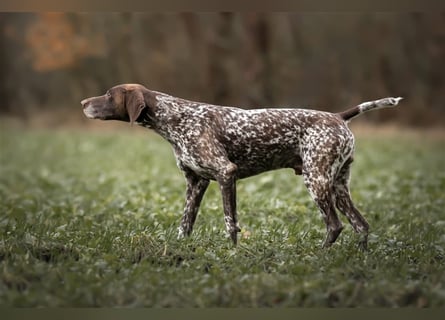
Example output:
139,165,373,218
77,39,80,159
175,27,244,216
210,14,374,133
138,91,197,144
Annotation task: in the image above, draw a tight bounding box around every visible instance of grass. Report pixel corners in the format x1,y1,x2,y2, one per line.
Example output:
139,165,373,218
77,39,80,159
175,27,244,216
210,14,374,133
0,125,444,307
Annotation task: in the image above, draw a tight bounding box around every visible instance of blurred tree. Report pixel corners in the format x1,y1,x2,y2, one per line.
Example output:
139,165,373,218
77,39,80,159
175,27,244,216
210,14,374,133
0,14,10,111
0,12,443,126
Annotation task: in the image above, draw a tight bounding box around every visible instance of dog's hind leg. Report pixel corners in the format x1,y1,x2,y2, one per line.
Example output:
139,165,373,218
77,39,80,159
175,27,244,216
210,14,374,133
302,158,344,248
333,159,369,250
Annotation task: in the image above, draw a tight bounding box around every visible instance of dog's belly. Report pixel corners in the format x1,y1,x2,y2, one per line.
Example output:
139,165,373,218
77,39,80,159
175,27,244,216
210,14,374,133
225,142,303,179
174,141,303,180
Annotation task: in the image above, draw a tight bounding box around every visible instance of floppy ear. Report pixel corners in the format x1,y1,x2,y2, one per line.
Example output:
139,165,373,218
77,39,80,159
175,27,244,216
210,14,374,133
126,89,146,125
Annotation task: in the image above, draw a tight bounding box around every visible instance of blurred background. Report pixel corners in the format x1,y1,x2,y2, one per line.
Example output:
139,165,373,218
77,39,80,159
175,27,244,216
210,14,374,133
0,12,444,128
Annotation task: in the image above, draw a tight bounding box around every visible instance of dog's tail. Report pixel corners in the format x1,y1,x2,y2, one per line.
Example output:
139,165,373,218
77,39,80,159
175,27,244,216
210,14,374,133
338,97,403,122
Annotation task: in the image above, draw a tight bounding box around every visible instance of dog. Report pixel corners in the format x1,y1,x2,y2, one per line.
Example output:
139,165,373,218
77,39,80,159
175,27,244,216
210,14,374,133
81,84,402,249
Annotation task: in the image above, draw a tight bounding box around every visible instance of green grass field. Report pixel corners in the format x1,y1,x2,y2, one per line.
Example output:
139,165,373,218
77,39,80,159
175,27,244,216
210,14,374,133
0,125,444,307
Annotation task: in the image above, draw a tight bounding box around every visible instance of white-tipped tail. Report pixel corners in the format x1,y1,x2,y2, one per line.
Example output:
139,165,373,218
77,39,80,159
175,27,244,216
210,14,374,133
339,97,403,121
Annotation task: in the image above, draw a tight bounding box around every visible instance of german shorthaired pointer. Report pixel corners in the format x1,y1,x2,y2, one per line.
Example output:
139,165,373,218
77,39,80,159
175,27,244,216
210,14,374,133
81,84,402,249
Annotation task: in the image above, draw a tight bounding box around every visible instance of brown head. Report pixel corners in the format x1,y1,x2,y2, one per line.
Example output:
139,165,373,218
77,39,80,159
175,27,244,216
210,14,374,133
81,84,149,125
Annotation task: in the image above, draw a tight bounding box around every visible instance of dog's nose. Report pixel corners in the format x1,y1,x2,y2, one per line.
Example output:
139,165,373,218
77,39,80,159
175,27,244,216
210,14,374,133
81,98,90,108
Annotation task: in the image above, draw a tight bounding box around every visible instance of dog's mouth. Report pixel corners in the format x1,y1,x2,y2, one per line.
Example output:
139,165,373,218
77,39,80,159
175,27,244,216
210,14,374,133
83,106,106,120
83,106,102,119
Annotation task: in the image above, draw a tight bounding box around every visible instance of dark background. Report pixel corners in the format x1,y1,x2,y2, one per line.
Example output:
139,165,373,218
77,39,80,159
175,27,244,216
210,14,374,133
0,12,444,126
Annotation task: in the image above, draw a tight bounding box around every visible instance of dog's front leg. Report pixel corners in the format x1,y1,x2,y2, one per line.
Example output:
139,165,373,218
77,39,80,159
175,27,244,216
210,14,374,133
216,162,241,245
178,170,210,239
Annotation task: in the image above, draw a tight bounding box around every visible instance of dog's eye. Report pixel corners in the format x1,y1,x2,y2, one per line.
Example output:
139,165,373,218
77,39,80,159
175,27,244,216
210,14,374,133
106,92,111,98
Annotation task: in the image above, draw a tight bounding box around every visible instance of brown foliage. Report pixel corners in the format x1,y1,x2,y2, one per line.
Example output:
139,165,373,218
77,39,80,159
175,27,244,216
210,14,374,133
1,13,444,127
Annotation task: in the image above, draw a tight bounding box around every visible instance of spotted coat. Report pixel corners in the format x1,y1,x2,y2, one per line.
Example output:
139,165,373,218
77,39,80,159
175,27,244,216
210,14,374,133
81,84,402,249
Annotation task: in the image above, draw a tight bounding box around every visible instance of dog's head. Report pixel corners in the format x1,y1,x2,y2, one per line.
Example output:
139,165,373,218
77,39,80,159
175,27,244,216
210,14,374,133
81,84,148,125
